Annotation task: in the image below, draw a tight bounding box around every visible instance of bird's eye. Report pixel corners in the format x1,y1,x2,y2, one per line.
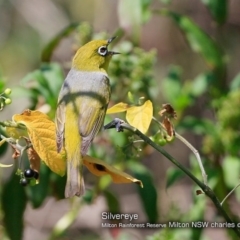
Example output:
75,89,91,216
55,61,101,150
98,46,108,56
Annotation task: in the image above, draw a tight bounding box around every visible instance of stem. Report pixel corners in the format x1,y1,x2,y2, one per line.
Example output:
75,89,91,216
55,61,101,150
175,132,208,185
221,182,240,206
49,198,83,240
0,134,16,145
107,120,240,237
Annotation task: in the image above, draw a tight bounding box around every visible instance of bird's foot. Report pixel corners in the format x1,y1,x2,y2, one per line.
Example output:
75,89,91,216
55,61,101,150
104,118,125,132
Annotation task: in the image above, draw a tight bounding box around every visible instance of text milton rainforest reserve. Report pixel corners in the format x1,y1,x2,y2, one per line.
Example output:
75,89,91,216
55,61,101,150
102,222,237,228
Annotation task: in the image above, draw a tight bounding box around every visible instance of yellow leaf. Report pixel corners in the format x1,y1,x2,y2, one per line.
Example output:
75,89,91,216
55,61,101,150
106,102,129,114
83,155,143,187
0,163,13,168
126,100,153,133
13,110,66,176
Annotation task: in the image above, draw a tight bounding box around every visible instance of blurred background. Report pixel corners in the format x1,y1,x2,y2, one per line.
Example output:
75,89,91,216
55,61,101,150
1,0,240,239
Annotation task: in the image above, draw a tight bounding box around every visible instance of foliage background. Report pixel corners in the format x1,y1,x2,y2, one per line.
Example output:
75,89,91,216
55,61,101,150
1,0,240,240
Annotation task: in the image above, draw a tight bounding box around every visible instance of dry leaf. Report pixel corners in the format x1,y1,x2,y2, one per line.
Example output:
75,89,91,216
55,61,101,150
159,103,177,119
13,110,66,176
162,117,175,139
27,146,41,173
106,102,129,114
83,155,143,187
126,100,153,133
196,189,204,195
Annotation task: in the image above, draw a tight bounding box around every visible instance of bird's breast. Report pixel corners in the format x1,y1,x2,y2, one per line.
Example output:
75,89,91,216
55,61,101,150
60,69,111,108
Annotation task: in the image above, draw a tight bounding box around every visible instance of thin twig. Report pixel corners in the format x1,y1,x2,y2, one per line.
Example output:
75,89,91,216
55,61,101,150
175,132,208,185
152,116,208,185
221,182,240,206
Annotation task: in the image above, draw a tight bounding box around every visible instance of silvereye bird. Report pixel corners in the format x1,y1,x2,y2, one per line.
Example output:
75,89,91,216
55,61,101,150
55,37,118,198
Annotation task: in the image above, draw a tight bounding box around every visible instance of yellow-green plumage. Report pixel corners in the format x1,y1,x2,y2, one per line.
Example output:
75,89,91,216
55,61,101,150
55,38,117,198
73,40,113,72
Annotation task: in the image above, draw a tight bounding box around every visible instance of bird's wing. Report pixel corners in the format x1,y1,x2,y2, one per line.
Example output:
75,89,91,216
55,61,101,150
55,100,65,153
78,94,109,155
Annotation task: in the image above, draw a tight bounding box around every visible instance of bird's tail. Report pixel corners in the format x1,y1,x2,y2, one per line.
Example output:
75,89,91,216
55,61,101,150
64,107,85,198
65,155,85,198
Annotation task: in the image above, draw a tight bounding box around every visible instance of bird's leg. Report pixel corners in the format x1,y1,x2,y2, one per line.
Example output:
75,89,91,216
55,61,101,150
104,118,125,132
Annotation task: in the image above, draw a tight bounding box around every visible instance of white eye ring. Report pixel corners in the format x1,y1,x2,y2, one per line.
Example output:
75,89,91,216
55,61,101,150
98,46,108,56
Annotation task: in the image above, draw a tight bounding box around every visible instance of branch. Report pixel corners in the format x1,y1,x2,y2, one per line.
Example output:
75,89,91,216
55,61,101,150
104,118,240,238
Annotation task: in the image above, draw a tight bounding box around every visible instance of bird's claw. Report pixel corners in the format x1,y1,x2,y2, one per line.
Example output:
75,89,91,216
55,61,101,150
104,118,125,132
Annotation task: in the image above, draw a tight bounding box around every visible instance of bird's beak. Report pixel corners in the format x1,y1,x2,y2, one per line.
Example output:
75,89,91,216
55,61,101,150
107,36,120,55
109,51,120,55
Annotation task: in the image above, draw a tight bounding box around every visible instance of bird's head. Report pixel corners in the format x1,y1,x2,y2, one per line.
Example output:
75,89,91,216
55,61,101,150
72,37,119,72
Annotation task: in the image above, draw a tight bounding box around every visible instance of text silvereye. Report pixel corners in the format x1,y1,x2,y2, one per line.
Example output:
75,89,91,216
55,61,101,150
55,37,118,198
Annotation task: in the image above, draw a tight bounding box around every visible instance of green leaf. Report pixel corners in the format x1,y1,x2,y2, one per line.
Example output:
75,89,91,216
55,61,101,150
12,87,37,100
230,72,240,91
191,72,209,97
82,189,95,204
41,23,80,62
21,69,44,85
40,63,64,98
141,0,153,23
162,66,192,110
128,163,158,223
166,167,185,188
201,0,227,24
222,156,240,188
21,70,51,101
1,173,27,240
103,190,121,214
162,66,182,104
158,11,225,76
18,63,64,111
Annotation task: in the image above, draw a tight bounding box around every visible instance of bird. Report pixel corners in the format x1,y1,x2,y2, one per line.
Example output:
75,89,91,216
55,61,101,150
55,37,119,197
